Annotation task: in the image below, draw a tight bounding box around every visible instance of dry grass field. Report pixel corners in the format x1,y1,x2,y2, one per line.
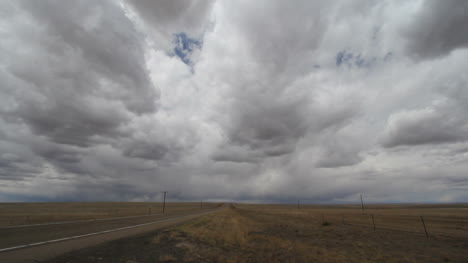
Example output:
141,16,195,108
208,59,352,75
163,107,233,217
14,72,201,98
45,203,468,263
0,202,215,227
236,203,468,238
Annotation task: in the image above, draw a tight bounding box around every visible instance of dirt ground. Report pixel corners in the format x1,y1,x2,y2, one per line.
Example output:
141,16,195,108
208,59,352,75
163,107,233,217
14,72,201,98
44,205,468,263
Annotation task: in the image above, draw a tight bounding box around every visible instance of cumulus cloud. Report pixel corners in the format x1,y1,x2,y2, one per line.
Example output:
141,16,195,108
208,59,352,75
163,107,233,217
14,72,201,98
124,0,214,38
0,0,195,197
0,0,467,203
1,0,158,147
381,56,468,148
381,106,468,148
403,0,468,59
316,143,363,168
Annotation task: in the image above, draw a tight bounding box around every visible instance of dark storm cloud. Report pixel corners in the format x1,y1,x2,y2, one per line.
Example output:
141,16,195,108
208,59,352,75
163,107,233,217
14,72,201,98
381,108,468,148
208,1,366,165
316,145,362,168
1,0,158,148
28,140,90,176
215,82,358,163
21,0,158,113
404,0,468,59
226,95,309,157
125,0,214,38
120,134,196,162
0,154,39,181
212,145,261,163
123,141,169,161
0,1,175,183
15,99,128,147
382,76,468,148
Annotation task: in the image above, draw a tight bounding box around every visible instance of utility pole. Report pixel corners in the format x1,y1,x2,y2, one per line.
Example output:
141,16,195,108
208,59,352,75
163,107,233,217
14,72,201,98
360,194,365,213
162,191,167,213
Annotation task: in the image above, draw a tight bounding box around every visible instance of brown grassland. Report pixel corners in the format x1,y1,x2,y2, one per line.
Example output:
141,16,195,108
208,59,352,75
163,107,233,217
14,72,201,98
45,203,468,263
236,203,468,238
0,202,210,227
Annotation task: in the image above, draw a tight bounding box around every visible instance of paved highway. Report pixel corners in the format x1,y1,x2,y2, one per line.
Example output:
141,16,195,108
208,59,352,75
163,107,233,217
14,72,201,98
0,206,223,263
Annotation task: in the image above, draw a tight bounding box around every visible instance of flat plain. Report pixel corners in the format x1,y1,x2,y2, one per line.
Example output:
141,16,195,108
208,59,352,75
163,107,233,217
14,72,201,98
0,202,209,227
237,203,468,238
43,203,468,263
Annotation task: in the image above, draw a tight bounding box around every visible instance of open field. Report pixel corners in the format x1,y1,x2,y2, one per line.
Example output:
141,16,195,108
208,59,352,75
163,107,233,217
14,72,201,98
44,204,468,263
0,202,217,228
236,203,468,238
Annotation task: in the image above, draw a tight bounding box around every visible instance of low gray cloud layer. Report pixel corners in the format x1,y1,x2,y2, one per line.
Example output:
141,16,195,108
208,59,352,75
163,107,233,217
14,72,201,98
403,0,468,59
0,0,467,203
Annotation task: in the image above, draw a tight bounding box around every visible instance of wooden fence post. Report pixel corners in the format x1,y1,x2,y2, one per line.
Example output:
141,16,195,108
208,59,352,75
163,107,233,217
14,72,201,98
342,214,345,225
421,216,429,237
371,214,376,230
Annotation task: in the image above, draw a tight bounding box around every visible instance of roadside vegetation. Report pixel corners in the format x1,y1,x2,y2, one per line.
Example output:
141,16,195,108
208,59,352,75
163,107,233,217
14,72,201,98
46,204,468,263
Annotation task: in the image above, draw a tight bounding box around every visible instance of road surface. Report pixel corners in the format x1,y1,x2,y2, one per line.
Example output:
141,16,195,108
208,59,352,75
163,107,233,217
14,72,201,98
0,207,222,263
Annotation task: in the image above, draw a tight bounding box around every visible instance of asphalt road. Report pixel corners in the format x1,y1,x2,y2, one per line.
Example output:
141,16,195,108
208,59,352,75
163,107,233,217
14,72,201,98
0,207,222,263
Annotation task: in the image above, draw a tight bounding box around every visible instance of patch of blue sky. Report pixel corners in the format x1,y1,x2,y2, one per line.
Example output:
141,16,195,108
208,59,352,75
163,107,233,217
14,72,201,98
336,50,392,68
172,32,202,66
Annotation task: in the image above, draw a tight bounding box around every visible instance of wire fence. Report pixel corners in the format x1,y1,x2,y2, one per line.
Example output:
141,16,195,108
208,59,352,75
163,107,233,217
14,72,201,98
330,212,467,238
245,208,468,238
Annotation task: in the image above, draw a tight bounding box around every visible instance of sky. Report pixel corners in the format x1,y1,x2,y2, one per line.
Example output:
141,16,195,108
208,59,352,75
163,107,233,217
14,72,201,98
0,0,467,203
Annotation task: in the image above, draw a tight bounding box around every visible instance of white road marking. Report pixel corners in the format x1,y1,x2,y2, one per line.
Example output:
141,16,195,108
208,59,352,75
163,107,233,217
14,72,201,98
0,213,162,230
0,209,219,253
